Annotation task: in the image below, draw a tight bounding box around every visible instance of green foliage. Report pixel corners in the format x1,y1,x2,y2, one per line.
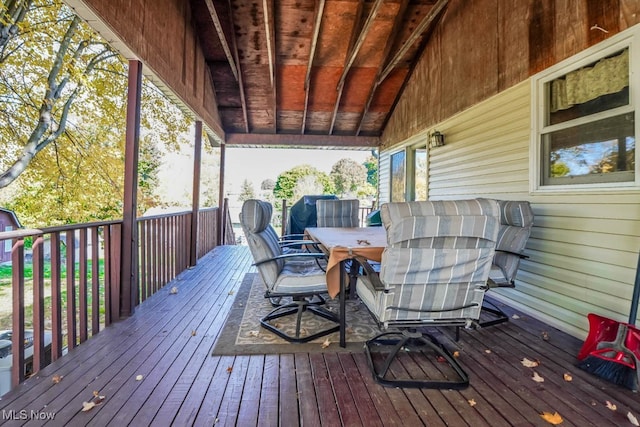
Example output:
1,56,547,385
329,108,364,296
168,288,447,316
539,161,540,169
273,164,334,206
0,0,194,226
363,155,378,188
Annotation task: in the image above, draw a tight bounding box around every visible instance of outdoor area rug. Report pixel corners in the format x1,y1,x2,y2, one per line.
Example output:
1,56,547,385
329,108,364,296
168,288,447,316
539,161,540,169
212,272,380,355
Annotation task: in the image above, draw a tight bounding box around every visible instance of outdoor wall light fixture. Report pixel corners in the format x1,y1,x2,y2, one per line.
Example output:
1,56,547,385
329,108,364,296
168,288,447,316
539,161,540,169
429,130,445,148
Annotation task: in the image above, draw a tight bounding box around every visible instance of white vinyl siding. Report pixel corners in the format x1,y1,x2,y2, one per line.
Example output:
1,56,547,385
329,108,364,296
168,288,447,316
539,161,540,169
380,80,640,339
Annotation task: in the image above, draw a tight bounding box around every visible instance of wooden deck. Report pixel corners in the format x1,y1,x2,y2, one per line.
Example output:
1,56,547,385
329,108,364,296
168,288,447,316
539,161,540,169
0,245,638,426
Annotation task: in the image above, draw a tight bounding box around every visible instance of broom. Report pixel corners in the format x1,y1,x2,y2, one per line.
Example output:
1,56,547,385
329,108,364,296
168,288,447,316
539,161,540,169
577,250,640,391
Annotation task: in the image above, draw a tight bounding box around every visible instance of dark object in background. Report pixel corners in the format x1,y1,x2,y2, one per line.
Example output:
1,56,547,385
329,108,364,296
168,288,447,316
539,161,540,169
286,195,338,236
366,209,382,227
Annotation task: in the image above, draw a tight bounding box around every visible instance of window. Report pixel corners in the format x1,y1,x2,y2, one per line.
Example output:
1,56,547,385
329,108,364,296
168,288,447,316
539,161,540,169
414,148,427,200
390,150,406,202
532,29,638,192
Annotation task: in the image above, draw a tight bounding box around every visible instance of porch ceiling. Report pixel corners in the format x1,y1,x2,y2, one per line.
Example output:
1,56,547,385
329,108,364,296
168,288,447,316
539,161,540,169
190,0,445,148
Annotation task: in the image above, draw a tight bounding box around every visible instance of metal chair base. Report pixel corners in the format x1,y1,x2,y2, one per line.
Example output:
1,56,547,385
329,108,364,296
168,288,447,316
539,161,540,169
364,330,469,389
479,299,510,327
260,298,339,343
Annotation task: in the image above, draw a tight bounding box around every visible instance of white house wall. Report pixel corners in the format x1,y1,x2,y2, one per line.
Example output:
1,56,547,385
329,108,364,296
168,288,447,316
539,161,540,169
380,80,640,339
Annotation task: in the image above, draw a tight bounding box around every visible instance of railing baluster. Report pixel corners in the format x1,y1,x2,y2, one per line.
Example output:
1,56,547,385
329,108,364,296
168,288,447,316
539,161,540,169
139,221,146,303
11,237,25,387
79,228,88,343
32,235,45,373
66,230,76,350
50,232,63,360
91,227,100,335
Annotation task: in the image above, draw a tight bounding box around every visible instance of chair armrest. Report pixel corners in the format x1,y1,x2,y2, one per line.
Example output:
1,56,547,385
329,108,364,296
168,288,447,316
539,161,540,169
279,233,306,241
495,249,529,259
253,252,326,267
354,256,385,291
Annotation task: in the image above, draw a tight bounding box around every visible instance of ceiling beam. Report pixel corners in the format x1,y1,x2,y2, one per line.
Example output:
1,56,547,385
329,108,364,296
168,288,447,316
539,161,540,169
204,0,239,81
263,0,277,133
356,0,410,135
302,0,326,134
329,0,375,134
377,0,448,85
225,132,379,148
224,0,250,133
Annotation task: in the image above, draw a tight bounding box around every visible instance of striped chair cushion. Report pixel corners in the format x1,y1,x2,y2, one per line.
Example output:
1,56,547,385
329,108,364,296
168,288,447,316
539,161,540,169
489,200,534,286
316,199,360,227
359,199,500,325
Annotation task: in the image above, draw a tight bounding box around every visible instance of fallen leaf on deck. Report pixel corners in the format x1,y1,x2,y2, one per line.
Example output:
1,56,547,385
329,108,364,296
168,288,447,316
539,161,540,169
521,358,539,368
532,372,545,383
247,330,259,337
512,314,521,319
436,356,447,363
226,366,233,373
346,327,354,334
484,349,492,354
540,411,563,425
135,375,144,381
52,374,63,384
628,412,640,426
453,351,460,358
541,331,550,341
82,393,106,412
605,401,617,411
228,290,234,295
468,399,477,407
191,330,197,336
82,401,96,412
170,287,178,294
563,373,572,382
321,338,331,348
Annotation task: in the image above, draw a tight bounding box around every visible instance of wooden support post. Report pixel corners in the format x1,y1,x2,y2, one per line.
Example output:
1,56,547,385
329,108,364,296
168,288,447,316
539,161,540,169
217,143,226,245
281,199,288,235
11,238,25,387
120,60,142,318
190,121,203,266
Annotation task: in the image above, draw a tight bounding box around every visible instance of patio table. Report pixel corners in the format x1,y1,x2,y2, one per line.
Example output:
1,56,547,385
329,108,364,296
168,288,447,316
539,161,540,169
304,226,386,347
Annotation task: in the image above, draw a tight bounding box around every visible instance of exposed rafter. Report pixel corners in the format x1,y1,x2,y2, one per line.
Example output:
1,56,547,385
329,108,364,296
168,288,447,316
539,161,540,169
263,0,277,133
302,0,326,134
357,0,410,135
225,0,249,132
204,0,239,81
329,0,384,134
377,0,448,85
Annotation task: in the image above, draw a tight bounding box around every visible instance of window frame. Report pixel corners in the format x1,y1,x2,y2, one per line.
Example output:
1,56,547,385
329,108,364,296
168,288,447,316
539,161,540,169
389,149,406,202
530,26,640,194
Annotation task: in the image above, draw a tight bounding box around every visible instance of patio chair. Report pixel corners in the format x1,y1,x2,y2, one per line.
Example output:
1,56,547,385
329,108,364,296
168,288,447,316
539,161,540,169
481,200,534,326
240,199,340,343
355,199,500,388
316,199,360,227
316,199,361,294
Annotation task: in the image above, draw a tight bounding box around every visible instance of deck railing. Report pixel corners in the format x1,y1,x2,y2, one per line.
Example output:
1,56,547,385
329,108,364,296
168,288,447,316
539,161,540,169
0,204,235,393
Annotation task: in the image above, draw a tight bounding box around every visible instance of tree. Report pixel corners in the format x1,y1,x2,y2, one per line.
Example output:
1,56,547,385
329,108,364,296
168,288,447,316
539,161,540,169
0,0,193,225
330,158,367,197
238,179,255,202
363,154,378,188
260,178,275,190
273,164,334,206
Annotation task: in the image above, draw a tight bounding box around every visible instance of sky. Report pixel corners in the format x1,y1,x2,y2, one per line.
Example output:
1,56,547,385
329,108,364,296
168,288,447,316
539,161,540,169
154,144,374,208
224,147,373,196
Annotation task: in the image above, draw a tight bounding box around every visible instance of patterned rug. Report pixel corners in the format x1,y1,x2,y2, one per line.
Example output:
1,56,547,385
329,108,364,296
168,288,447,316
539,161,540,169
212,272,380,355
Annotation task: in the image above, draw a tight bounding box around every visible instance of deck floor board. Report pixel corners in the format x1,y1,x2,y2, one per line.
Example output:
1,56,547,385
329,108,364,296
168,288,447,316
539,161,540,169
0,245,639,426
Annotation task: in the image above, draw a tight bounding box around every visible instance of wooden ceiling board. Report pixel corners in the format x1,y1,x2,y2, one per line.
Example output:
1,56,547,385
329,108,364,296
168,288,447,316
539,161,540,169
277,65,307,110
